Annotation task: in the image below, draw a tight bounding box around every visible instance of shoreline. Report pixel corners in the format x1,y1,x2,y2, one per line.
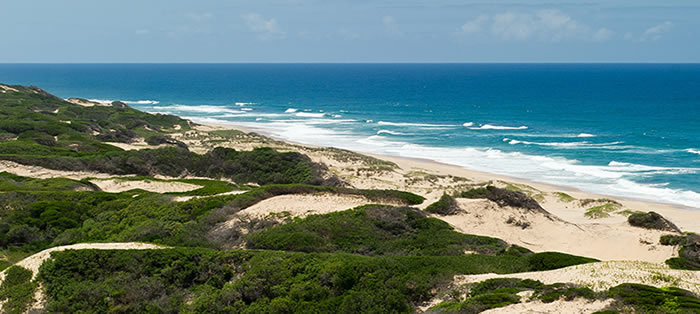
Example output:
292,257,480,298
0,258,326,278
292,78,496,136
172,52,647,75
193,118,700,221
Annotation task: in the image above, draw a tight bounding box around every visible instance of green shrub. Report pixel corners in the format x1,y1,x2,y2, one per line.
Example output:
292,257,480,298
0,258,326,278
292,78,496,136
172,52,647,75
607,283,700,313
526,252,599,271
0,266,37,314
425,194,459,215
246,205,510,256
660,235,687,246
628,212,681,233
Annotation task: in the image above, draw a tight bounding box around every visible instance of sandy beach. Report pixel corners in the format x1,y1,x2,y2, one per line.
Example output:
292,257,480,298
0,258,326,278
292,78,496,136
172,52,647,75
168,120,700,265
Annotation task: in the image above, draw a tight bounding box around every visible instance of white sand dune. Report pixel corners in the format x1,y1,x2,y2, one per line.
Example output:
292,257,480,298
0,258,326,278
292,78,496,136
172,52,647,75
90,178,202,193
440,198,677,263
482,298,614,314
234,193,377,220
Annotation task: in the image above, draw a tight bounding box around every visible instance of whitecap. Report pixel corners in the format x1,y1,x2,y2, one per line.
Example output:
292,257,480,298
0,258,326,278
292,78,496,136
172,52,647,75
463,122,474,127
235,102,255,106
377,130,411,136
470,124,528,130
377,121,458,127
686,149,700,156
577,133,597,138
285,108,298,113
296,112,326,118
241,108,253,111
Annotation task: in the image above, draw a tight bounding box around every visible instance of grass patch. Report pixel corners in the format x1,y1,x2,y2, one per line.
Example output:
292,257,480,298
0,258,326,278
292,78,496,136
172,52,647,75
584,203,622,219
553,192,576,203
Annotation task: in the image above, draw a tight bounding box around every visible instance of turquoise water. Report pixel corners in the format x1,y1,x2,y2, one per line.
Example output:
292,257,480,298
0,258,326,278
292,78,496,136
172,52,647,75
1,64,699,208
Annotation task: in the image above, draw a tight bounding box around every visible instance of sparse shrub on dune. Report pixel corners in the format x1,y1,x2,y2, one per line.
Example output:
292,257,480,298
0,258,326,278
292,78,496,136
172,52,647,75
425,194,460,215
628,211,681,233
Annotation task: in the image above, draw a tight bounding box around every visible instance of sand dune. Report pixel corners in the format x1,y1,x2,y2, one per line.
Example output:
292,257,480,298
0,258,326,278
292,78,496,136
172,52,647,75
439,198,677,263
90,178,203,193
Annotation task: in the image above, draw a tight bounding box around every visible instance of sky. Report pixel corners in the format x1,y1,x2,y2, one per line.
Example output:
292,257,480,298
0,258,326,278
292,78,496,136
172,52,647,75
1,0,699,63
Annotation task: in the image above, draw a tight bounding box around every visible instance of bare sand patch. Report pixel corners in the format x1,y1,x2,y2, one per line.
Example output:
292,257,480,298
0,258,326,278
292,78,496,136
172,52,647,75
235,193,375,220
439,198,676,263
0,160,119,180
90,178,203,193
481,298,614,314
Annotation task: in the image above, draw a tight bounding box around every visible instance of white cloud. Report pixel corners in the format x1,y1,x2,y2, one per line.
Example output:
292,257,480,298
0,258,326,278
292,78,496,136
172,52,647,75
460,15,489,34
458,9,612,42
382,16,402,36
243,13,285,40
592,28,613,42
641,21,673,41
186,13,213,22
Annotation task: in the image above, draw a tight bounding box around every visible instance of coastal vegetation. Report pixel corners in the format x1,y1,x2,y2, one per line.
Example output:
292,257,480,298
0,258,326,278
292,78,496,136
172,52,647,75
431,278,700,313
1,84,698,313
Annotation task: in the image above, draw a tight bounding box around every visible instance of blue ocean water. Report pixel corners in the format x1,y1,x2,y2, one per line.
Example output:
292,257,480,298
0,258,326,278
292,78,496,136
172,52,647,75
1,63,699,208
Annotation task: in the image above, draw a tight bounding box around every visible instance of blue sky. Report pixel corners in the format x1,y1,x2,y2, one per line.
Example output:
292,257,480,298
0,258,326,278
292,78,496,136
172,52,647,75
1,0,698,62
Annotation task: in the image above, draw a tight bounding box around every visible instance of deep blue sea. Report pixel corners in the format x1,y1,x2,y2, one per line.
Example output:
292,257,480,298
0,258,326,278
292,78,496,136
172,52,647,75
1,64,699,208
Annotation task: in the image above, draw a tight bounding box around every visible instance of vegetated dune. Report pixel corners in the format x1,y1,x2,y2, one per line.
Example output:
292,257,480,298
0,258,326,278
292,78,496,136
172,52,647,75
90,178,203,193
438,198,677,263
0,160,119,180
231,193,378,220
0,243,165,282
453,260,700,295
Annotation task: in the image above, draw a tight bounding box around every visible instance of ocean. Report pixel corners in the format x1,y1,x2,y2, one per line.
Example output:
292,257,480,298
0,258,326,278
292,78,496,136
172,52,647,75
1,63,699,208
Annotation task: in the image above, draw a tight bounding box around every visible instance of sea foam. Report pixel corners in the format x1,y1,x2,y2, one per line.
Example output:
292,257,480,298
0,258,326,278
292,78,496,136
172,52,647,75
377,121,458,127
470,124,528,130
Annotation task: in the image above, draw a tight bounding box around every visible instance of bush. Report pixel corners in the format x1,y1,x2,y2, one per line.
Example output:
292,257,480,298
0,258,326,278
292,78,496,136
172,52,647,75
425,194,460,215
607,283,700,313
0,266,37,314
246,205,510,256
457,186,544,211
526,252,599,272
628,212,681,233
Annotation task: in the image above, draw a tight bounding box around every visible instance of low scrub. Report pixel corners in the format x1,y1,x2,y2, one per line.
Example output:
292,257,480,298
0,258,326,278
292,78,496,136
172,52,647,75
246,205,510,256
456,186,545,212
425,194,460,215
628,211,681,233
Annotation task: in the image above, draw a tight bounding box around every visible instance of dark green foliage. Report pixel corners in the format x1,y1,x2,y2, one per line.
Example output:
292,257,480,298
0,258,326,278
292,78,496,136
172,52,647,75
525,252,599,271
0,266,37,314
0,171,97,192
664,234,700,270
145,135,187,149
661,234,688,246
37,248,564,313
607,283,700,313
246,205,510,256
469,278,543,297
434,278,601,313
433,293,521,313
425,194,460,215
628,211,681,233
456,186,544,211
4,146,328,186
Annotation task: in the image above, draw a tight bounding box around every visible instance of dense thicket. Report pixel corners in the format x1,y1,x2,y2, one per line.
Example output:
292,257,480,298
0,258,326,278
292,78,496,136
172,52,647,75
38,248,595,313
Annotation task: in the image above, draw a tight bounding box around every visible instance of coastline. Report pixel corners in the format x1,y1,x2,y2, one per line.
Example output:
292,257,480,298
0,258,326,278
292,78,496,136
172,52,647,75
193,118,700,232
